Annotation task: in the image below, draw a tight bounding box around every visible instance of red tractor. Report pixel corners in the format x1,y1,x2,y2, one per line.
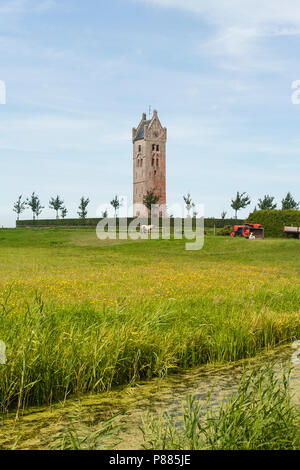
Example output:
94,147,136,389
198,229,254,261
230,223,264,239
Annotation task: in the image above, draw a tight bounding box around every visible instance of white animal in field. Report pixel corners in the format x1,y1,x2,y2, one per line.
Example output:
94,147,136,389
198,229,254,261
249,232,256,239
141,224,156,234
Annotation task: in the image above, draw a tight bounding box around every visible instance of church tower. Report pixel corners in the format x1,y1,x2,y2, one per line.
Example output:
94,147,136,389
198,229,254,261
132,110,167,217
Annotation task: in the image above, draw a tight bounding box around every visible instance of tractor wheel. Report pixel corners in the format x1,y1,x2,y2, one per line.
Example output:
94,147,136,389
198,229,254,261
230,231,236,238
242,227,250,238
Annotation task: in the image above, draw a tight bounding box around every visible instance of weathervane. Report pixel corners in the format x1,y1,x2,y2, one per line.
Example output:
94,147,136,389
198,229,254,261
148,105,152,117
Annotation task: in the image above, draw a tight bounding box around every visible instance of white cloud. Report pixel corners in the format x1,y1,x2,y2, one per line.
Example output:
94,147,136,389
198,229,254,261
139,0,300,71
140,1,300,29
197,27,289,73
200,27,261,58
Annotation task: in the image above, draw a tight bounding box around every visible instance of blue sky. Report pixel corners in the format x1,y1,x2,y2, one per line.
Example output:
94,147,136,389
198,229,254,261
1,0,300,226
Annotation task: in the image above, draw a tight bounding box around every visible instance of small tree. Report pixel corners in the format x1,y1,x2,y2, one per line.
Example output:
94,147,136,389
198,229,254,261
13,195,26,221
258,195,277,210
231,191,251,219
77,197,90,220
61,207,68,219
26,192,44,220
221,211,227,220
281,192,299,210
143,189,160,216
35,201,44,219
183,193,195,217
49,195,64,219
110,195,122,217
101,209,108,218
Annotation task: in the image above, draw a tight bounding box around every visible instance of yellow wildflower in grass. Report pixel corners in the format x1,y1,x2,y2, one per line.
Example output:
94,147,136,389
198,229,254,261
0,230,299,412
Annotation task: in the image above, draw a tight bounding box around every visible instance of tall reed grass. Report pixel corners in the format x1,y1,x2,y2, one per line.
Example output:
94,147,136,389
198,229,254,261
141,366,300,450
0,287,300,414
51,406,123,450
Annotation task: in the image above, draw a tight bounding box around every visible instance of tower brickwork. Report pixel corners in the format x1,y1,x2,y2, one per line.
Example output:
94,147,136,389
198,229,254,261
132,110,167,217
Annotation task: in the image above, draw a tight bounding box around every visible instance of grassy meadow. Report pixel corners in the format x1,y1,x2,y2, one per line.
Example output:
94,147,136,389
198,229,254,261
0,228,300,413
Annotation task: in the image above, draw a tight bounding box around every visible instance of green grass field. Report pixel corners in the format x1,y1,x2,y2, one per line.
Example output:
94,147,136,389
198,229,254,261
0,228,300,413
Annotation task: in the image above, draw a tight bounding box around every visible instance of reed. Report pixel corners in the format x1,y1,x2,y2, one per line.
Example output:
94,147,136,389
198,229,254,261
141,365,300,450
0,293,299,413
51,405,123,450
0,230,299,413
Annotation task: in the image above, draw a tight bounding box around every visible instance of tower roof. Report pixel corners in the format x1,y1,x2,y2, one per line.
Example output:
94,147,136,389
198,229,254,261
133,119,151,142
133,110,166,143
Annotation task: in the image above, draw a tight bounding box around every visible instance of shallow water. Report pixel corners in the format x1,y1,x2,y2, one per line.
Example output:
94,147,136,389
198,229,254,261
0,344,299,450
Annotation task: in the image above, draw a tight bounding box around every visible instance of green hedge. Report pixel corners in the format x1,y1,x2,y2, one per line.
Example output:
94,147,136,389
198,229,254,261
16,217,242,229
16,217,164,228
217,226,233,236
247,210,300,237
204,218,244,228
16,218,126,228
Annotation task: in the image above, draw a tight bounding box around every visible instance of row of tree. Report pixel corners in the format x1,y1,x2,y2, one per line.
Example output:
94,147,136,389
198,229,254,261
229,191,299,218
12,190,165,221
13,193,133,221
13,193,90,221
13,190,300,221
182,191,299,219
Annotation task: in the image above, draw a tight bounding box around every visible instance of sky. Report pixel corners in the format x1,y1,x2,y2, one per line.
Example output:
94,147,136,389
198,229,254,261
1,0,300,226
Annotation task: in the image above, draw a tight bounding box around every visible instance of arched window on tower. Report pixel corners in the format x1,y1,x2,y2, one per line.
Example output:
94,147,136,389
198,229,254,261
156,144,159,151
156,158,159,167
152,158,154,166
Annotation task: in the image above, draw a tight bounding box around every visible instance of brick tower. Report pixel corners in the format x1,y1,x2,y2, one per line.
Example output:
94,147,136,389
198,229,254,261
132,110,167,217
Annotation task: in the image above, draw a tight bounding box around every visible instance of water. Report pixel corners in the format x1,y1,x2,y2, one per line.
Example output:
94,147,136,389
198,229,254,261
0,345,299,450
